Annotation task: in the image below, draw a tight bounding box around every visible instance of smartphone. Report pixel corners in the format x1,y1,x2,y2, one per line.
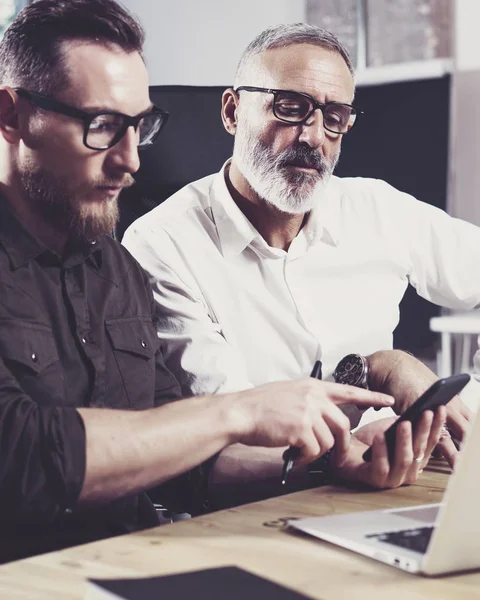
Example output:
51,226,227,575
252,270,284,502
362,373,470,462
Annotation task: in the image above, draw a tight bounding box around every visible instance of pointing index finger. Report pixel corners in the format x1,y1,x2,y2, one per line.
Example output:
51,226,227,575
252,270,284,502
322,382,394,408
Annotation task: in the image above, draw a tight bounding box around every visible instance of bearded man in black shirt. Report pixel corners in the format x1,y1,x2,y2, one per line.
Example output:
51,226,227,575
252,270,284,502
0,0,438,563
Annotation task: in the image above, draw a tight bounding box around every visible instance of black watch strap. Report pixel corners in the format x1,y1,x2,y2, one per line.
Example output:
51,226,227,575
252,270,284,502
308,449,333,484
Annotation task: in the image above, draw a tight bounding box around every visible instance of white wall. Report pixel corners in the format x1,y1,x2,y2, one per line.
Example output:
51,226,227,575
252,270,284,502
448,0,480,225
122,0,306,86
454,0,480,71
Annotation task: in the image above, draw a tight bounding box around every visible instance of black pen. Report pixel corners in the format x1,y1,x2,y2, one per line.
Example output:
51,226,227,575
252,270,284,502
281,360,323,485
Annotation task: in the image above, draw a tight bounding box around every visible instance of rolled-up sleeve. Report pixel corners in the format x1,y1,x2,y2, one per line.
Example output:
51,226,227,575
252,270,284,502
0,359,86,527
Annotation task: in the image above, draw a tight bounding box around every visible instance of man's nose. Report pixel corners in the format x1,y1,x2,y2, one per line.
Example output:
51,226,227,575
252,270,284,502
107,126,141,174
297,108,326,149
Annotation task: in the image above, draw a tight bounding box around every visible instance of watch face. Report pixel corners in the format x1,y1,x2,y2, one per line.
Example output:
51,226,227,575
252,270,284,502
334,354,366,386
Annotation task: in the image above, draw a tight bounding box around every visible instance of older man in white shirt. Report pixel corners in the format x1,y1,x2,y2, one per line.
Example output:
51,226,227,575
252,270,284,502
124,23,476,506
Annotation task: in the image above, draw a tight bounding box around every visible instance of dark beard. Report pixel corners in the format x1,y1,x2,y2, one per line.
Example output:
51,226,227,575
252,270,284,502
19,166,122,243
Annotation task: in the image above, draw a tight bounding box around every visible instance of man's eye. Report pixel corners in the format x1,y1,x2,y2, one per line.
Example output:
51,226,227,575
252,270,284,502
276,95,312,117
89,116,120,132
277,102,303,115
325,113,342,125
89,122,111,132
325,109,350,128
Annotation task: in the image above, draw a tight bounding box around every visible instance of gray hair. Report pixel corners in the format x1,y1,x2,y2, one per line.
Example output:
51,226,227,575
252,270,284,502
234,23,355,87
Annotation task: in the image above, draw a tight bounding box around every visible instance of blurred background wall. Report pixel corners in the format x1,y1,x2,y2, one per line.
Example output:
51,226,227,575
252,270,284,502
448,0,480,227
122,0,452,86
122,0,306,86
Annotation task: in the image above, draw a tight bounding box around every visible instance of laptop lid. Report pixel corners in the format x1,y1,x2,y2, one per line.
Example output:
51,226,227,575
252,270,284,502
422,407,480,575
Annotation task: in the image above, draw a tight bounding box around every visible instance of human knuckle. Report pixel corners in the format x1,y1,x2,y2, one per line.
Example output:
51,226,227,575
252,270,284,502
294,416,311,439
378,481,390,490
339,413,350,431
287,419,302,440
287,435,298,448
300,384,316,407
300,404,313,426
372,477,386,489
324,432,335,450
377,466,389,480
303,379,317,394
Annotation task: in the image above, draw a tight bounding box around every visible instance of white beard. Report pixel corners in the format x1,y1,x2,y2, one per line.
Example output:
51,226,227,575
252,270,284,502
233,122,339,215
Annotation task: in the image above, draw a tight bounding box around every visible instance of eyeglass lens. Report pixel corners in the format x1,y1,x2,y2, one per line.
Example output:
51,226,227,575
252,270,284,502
273,91,356,133
86,113,163,149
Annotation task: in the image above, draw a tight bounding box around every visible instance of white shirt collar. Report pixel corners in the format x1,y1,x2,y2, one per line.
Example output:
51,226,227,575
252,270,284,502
302,178,342,247
210,159,341,260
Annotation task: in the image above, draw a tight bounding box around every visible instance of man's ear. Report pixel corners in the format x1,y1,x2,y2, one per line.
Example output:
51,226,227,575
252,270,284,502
0,87,21,143
221,87,239,136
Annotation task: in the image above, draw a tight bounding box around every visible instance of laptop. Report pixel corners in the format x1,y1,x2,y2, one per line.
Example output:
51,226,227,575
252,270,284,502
290,405,480,576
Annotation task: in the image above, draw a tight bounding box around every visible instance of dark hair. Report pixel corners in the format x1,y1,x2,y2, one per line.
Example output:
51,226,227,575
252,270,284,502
0,0,145,95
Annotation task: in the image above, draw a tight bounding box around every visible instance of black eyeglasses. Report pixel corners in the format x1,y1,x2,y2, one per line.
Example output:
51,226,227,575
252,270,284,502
235,86,362,134
14,88,169,150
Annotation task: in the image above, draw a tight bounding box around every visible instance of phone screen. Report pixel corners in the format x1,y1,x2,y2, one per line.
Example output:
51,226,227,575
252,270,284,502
362,373,470,462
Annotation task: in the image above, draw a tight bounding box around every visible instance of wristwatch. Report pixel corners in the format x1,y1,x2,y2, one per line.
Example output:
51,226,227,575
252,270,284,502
333,353,369,389
307,448,333,484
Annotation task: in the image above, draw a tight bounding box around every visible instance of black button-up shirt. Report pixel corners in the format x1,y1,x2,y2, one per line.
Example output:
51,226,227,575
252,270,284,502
0,198,184,562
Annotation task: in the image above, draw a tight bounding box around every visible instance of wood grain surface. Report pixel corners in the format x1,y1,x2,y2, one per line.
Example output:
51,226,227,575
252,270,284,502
1,462,478,600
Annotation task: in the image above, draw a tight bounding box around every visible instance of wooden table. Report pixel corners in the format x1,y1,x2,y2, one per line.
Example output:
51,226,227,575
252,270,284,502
1,463,479,600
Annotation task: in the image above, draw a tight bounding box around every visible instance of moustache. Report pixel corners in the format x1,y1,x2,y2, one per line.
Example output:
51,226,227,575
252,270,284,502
95,175,136,189
276,146,326,172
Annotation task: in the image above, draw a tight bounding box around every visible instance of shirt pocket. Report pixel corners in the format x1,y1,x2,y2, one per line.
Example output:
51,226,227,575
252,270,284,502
105,316,160,409
0,320,63,404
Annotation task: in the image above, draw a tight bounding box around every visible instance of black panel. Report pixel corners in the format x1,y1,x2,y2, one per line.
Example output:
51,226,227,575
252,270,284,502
337,76,450,353
337,77,449,211
118,77,450,355
117,86,233,240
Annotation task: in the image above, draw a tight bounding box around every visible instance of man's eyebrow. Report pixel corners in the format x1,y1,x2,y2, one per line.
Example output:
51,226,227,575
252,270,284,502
80,103,155,115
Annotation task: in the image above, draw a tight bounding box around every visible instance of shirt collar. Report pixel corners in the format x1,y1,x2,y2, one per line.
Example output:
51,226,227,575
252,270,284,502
210,160,264,259
210,161,342,260
0,196,103,270
69,239,103,271
302,176,342,247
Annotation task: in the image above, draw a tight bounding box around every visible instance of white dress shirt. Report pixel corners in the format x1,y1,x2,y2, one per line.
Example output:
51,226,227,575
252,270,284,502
123,162,480,422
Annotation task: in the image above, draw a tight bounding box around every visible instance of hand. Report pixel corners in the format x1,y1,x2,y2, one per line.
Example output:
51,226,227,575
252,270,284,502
229,379,394,465
367,350,473,467
332,406,446,489
434,396,472,467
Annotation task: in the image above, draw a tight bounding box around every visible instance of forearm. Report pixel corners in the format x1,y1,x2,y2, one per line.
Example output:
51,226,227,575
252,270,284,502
209,444,310,509
77,394,238,505
367,350,437,414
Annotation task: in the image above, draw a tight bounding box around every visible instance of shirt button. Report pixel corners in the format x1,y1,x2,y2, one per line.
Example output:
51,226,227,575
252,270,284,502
64,508,73,515
81,336,87,344
141,340,148,349
31,353,37,362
